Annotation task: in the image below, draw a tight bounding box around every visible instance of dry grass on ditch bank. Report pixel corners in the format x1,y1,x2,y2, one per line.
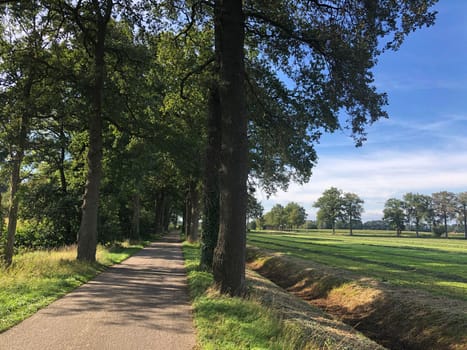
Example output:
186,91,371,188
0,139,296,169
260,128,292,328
247,246,467,350
246,269,385,350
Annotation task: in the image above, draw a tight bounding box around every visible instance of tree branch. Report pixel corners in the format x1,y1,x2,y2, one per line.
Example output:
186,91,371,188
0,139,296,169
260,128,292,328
180,57,215,99
244,9,327,57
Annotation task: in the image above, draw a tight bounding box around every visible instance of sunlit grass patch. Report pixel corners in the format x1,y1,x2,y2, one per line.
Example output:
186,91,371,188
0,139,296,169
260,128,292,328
182,242,288,350
248,230,467,300
0,241,145,332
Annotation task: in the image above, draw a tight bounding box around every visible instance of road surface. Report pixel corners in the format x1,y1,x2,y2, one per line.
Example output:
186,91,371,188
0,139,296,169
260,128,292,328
0,232,196,350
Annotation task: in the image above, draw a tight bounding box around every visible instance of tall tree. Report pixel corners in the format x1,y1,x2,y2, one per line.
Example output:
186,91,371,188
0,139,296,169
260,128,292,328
200,85,221,269
0,1,57,265
212,0,248,296
432,191,456,238
342,193,364,236
383,198,406,236
284,202,306,229
263,204,287,230
457,192,467,239
67,0,113,262
313,187,344,234
192,0,437,292
403,193,432,237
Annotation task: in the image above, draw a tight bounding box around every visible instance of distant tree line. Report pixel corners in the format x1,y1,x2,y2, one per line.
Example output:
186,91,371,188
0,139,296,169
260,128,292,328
383,191,467,238
256,189,467,239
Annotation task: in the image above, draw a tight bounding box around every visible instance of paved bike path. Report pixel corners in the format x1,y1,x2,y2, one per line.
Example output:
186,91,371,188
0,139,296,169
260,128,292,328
0,232,196,350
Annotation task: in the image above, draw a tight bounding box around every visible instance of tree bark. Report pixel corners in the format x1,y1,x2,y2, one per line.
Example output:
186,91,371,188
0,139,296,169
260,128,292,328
212,0,248,296
184,190,192,240
200,85,221,270
4,134,26,266
58,145,68,194
77,4,111,262
181,201,187,235
131,192,141,240
187,181,200,242
0,192,3,239
3,76,31,267
463,205,467,239
444,214,448,238
163,201,170,232
155,191,166,234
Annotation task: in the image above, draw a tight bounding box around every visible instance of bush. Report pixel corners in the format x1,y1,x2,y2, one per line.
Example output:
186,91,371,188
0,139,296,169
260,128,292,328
15,220,70,249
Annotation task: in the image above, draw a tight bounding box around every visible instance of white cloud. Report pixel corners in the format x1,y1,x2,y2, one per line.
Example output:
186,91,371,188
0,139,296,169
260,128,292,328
258,149,467,221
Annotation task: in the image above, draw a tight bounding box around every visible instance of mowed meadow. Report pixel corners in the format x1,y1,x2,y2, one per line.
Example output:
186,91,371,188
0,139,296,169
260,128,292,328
247,230,467,301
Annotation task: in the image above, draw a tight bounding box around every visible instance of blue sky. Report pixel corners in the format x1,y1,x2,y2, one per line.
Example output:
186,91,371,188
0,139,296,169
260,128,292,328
259,1,467,221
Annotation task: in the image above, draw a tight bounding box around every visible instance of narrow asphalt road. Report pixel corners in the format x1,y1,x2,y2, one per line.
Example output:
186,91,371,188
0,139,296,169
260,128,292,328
0,232,196,350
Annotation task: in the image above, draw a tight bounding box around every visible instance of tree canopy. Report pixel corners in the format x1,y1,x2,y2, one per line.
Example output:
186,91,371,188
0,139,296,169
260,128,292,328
0,0,441,296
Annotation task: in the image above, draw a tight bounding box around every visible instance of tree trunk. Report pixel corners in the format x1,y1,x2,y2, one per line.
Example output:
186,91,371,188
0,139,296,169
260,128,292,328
415,218,420,238
77,5,111,262
131,192,141,240
187,181,200,242
181,202,187,235
444,214,448,238
185,190,192,240
4,145,25,267
57,135,74,242
0,191,3,239
212,0,248,296
200,85,221,270
3,75,31,267
155,191,166,234
58,146,68,194
463,205,467,239
349,213,353,236
163,202,170,232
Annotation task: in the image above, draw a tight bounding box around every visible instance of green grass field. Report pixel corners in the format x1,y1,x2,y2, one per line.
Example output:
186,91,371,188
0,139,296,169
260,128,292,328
247,230,467,301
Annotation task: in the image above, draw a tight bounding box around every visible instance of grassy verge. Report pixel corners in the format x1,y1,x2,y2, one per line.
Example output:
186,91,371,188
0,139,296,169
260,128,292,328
0,241,146,332
182,242,383,350
182,242,285,350
248,230,467,300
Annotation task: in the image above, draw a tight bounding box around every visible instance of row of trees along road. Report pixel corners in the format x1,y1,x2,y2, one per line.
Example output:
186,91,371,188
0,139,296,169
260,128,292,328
0,1,438,296
383,191,467,238
313,187,364,235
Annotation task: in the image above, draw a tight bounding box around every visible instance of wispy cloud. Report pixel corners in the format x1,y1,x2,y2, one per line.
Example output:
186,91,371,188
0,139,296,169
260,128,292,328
258,149,467,221
375,75,467,92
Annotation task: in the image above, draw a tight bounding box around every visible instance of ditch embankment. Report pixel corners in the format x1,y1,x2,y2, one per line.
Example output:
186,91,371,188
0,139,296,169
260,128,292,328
247,246,467,350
